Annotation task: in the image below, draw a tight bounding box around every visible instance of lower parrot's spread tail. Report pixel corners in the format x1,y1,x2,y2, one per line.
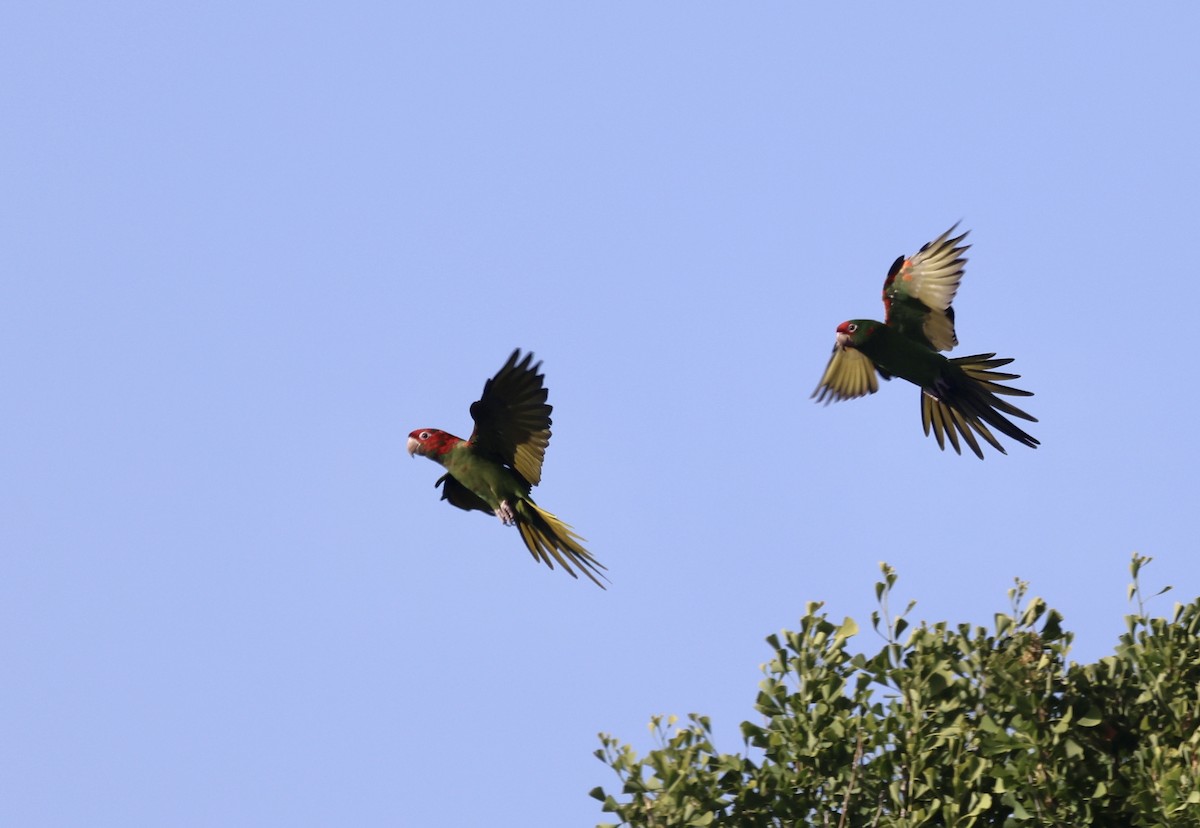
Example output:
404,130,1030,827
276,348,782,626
515,500,608,589
921,353,1039,459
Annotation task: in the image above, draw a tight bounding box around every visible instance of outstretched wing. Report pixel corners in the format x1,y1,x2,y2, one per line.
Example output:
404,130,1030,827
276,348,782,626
883,224,969,352
467,349,552,486
812,341,881,403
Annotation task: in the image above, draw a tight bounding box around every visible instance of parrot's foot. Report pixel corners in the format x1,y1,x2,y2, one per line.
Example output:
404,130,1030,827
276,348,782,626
495,500,516,526
928,375,956,402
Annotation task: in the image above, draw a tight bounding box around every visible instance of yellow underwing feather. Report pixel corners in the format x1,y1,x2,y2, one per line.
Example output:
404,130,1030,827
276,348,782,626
812,345,880,403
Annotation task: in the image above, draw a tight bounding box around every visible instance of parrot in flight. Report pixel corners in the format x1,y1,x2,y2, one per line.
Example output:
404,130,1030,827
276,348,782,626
813,224,1039,458
407,350,607,587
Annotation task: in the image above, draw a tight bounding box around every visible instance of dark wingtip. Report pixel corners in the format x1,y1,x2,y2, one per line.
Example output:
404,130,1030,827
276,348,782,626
886,254,904,280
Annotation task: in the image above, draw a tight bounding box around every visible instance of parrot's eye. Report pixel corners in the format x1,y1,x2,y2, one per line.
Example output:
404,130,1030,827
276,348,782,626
847,323,858,333
419,431,431,440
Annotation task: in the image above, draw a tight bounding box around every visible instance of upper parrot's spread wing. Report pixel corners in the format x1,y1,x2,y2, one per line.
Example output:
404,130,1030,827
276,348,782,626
883,224,969,352
467,349,552,486
435,473,492,514
812,336,882,403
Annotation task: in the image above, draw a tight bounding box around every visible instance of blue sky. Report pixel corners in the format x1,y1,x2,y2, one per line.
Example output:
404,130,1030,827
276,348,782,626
3,4,1197,826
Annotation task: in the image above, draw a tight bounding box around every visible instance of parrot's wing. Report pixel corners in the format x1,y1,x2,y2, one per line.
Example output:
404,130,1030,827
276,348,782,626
468,349,552,486
812,341,881,403
883,224,969,352
435,473,493,514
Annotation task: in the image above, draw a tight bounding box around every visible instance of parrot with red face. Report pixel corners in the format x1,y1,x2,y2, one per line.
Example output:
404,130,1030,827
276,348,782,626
407,350,606,587
813,225,1038,458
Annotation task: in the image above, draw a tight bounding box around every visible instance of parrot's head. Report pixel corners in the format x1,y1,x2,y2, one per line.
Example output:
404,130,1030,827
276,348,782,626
407,428,461,460
836,319,880,349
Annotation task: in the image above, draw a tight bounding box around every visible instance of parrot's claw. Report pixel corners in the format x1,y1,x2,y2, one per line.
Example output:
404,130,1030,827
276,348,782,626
495,500,516,526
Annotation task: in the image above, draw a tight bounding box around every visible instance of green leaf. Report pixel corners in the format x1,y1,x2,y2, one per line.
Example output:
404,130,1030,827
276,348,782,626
835,616,859,644
593,565,1200,828
970,792,993,815
1131,552,1146,578
1042,610,1064,641
1007,796,1031,819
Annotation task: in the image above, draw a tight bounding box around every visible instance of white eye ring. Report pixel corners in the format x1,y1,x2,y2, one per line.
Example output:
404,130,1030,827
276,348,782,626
847,323,858,333
419,431,431,440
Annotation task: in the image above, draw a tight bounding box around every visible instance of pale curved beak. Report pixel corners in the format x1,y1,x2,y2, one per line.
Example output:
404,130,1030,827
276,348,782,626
406,436,421,456
835,331,852,350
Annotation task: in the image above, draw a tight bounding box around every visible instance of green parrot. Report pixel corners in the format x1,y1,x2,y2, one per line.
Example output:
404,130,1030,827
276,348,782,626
407,350,607,587
813,225,1039,458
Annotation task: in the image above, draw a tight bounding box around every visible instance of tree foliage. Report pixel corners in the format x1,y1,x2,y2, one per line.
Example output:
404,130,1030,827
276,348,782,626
592,556,1199,827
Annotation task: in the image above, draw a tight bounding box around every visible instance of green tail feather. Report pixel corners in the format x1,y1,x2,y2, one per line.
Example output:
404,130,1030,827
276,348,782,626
921,353,1039,459
514,500,608,589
